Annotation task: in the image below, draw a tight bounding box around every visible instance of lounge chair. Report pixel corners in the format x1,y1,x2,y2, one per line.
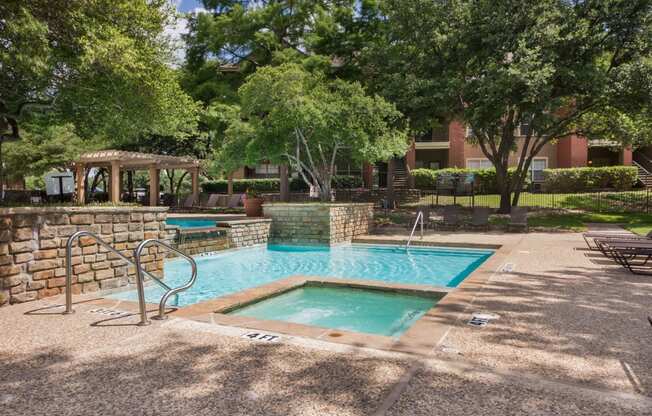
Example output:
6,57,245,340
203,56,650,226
227,193,244,208
470,207,491,230
435,205,459,229
508,207,528,232
583,230,652,251
200,193,220,210
595,239,652,275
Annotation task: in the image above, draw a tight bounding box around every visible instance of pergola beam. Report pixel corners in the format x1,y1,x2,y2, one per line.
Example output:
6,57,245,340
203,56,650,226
73,150,201,206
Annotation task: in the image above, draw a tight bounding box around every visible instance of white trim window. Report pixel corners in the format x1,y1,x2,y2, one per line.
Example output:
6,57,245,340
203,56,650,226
466,159,493,169
530,158,547,182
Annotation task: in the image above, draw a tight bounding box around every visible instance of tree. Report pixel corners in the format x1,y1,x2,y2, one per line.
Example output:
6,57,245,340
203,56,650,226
183,1,382,105
369,0,652,212
0,0,199,192
216,64,408,201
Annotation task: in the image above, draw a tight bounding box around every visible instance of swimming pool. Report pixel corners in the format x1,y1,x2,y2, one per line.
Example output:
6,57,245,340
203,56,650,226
228,285,439,337
109,244,492,307
166,218,217,229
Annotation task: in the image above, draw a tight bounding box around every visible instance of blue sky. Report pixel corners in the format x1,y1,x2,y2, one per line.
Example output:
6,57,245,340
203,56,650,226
176,0,204,13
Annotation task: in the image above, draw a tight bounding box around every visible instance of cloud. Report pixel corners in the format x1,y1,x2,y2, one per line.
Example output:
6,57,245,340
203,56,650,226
164,1,207,66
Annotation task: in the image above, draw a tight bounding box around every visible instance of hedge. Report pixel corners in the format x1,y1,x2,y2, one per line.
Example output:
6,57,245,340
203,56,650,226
411,168,526,193
542,166,638,192
201,175,363,194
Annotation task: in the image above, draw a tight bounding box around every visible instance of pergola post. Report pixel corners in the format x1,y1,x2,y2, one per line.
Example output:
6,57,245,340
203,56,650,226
227,172,234,196
190,167,200,204
149,166,160,206
110,161,121,204
75,163,86,204
280,164,289,202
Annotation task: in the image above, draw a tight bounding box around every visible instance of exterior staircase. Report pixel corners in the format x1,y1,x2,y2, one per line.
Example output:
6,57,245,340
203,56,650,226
633,151,652,188
633,161,652,188
392,160,409,190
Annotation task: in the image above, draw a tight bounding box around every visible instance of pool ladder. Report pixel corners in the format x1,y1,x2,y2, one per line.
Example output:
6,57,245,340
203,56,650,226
64,231,197,326
406,211,424,249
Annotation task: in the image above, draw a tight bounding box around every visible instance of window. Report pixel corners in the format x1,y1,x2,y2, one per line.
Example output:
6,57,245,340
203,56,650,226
530,158,547,182
518,122,531,137
466,159,493,169
255,164,279,175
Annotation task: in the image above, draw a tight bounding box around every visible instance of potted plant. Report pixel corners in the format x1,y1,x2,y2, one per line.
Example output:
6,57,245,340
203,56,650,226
244,188,264,217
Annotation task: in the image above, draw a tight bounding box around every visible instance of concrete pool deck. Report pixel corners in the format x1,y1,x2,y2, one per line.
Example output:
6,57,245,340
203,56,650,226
1,231,651,415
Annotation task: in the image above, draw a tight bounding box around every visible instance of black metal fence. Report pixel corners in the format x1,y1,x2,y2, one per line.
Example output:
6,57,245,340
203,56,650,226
418,188,652,214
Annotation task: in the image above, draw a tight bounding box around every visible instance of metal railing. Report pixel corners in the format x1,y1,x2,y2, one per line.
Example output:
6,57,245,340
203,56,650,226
406,210,424,248
64,231,197,326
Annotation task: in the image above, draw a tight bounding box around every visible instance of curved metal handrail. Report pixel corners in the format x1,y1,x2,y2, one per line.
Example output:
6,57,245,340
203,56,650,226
134,239,197,321
64,231,193,326
406,210,424,249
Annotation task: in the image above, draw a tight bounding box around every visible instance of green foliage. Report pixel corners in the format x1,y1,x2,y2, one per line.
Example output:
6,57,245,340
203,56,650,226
411,168,527,193
1,0,198,146
370,0,652,210
183,1,379,105
543,167,638,192
201,175,362,193
215,63,407,200
3,122,90,177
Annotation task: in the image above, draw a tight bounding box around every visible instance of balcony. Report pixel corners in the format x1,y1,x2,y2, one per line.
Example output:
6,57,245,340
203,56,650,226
415,140,450,150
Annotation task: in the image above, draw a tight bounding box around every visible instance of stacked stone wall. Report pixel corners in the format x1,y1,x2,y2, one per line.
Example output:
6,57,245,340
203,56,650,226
263,203,373,245
0,207,171,306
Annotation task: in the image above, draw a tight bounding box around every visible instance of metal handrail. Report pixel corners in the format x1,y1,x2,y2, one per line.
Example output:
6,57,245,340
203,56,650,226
406,211,424,249
64,231,196,326
134,239,197,321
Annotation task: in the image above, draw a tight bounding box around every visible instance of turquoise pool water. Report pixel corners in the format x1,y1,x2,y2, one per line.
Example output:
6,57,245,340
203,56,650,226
109,244,492,307
167,218,217,229
228,285,438,337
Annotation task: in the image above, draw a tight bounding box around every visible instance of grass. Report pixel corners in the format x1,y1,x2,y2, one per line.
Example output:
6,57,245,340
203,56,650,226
412,190,651,213
515,212,652,233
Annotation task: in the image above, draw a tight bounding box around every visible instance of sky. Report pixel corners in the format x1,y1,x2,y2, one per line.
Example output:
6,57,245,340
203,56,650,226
176,0,205,13
166,0,206,65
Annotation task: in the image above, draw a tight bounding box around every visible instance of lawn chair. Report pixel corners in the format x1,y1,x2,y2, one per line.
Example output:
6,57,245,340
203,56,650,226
227,193,244,208
435,205,459,230
470,206,491,230
200,193,220,210
583,230,652,251
596,239,652,275
508,206,528,232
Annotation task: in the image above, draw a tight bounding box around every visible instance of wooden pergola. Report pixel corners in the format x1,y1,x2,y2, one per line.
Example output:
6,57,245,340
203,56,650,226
73,150,202,206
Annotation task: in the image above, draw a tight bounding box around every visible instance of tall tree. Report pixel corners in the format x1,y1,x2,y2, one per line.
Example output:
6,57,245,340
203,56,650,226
0,0,199,189
216,63,408,201
369,0,652,212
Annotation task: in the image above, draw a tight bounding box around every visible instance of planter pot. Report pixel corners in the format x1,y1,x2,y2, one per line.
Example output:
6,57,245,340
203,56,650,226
244,197,264,217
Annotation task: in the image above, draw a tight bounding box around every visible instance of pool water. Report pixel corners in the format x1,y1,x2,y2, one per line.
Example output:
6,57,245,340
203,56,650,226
228,285,439,337
109,244,492,307
167,218,217,229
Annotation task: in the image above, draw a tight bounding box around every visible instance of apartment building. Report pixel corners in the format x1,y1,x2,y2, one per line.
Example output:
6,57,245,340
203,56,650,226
233,119,635,187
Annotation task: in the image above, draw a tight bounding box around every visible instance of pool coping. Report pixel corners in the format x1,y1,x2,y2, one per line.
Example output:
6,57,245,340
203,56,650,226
75,239,512,356
176,240,510,355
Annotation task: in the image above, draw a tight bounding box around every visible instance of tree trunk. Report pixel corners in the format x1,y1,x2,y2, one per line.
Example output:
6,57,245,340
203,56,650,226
495,164,512,214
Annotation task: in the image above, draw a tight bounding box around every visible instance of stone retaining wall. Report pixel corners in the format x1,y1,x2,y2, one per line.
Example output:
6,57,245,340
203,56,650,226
221,219,272,248
263,203,374,245
0,206,172,306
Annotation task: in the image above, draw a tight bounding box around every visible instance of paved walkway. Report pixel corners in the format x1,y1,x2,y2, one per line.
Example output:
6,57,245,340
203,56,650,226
1,231,651,415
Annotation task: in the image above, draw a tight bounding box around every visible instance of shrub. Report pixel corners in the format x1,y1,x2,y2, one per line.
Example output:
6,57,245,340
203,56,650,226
542,166,637,192
201,175,363,194
411,167,527,193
